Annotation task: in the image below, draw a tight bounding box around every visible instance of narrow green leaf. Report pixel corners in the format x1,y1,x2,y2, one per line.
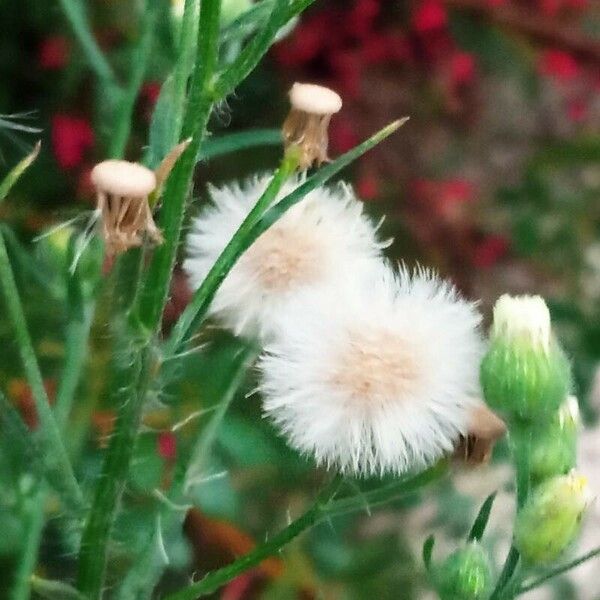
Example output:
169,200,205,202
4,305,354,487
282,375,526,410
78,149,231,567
468,492,497,542
423,535,435,571
0,141,40,203
198,129,282,160
252,118,408,239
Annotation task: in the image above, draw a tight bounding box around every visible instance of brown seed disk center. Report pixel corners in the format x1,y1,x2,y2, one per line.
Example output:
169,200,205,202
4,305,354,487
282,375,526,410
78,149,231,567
330,330,422,406
241,224,323,293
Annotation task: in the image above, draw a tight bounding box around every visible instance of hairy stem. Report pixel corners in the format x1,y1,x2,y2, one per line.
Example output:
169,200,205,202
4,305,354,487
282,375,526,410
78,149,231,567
164,465,443,600
135,0,222,332
0,232,83,511
76,345,155,600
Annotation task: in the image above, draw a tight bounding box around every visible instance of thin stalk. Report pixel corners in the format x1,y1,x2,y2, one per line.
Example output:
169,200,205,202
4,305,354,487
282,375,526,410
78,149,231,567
164,478,341,600
326,462,447,518
0,232,82,511
10,299,94,600
135,0,222,332
109,0,159,158
57,0,116,85
164,153,298,359
76,345,155,600
10,487,47,600
164,466,443,600
170,0,200,147
516,546,600,595
491,427,533,599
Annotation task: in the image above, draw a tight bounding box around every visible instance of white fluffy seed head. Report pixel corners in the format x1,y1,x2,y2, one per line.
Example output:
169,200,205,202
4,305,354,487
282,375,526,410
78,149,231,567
183,175,388,339
492,294,551,350
289,83,342,115
259,263,483,477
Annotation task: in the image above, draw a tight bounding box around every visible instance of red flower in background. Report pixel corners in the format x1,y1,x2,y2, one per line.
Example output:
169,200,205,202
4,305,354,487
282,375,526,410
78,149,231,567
472,235,509,268
39,36,69,70
538,49,581,83
449,51,476,86
412,0,447,34
51,114,95,170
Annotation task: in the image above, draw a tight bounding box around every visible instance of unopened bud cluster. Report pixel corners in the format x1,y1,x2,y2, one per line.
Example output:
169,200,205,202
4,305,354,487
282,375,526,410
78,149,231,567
480,294,589,567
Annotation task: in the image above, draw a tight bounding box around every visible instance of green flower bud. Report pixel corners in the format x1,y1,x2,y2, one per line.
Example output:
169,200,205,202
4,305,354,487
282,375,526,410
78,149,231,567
515,471,591,565
480,295,571,422
530,396,579,483
434,542,493,600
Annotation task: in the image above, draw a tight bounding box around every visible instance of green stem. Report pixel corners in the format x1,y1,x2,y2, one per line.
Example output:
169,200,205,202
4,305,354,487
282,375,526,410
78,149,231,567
0,232,83,511
76,346,155,600
57,0,116,85
10,486,47,600
164,466,442,600
516,546,600,595
490,427,533,599
164,153,297,359
109,0,159,158
164,478,341,600
213,0,294,97
170,0,200,147
135,0,222,333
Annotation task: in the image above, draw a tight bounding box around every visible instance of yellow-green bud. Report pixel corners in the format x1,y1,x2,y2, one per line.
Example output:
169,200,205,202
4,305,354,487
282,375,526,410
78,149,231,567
480,295,571,422
171,0,252,25
530,396,579,483
434,542,493,600
515,471,591,565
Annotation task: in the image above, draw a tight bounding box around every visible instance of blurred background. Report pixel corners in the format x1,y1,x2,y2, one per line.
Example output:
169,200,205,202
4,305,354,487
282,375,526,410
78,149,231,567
0,0,599,598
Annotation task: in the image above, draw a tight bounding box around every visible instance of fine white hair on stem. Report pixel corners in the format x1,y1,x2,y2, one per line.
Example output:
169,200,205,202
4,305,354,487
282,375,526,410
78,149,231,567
183,174,388,339
258,263,483,477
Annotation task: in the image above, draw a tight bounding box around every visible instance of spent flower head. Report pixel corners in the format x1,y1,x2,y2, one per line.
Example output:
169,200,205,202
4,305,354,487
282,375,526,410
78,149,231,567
259,263,483,476
91,159,162,256
282,82,342,170
184,175,387,340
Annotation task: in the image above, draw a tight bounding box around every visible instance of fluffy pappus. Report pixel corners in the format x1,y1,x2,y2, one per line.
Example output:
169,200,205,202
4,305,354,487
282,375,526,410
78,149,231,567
259,263,483,477
183,174,388,339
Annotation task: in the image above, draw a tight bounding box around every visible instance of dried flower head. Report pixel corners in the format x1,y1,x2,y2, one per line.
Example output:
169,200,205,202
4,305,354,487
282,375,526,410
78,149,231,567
183,175,387,339
91,159,162,255
454,403,506,465
259,264,483,476
282,83,342,170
